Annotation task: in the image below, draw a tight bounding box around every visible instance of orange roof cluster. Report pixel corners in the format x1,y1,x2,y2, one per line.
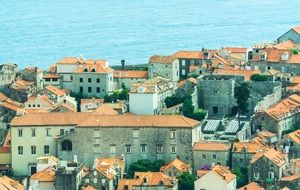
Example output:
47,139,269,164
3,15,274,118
197,165,236,183
25,67,42,74
57,57,107,65
0,176,23,190
92,104,118,115
130,77,173,94
81,98,104,105
238,182,265,190
177,77,197,88
173,51,203,59
265,94,300,120
233,142,269,153
114,70,148,79
252,47,300,63
160,158,190,173
45,85,66,97
0,92,8,102
211,54,235,70
0,131,11,153
31,167,55,182
51,103,77,113
0,93,23,112
251,131,276,145
251,148,287,167
271,40,295,50
291,76,300,84
11,112,200,128
96,158,124,179
74,64,113,74
287,83,300,91
149,55,177,64
12,79,34,91
214,68,261,80
223,47,247,53
193,141,230,151
287,129,300,145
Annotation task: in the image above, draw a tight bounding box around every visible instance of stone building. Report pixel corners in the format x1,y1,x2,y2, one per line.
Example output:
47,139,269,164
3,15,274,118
148,55,179,83
175,77,198,109
10,112,90,176
160,158,191,178
195,165,236,190
217,47,248,62
52,57,114,98
56,115,201,169
249,148,288,190
129,77,175,115
281,129,300,159
81,158,125,190
173,49,216,79
193,141,230,170
277,26,300,43
232,142,269,169
42,73,61,87
251,94,300,139
0,63,17,87
113,70,148,90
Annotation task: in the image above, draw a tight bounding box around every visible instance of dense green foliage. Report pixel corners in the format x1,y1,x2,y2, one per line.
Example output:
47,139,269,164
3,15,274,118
250,74,268,81
104,88,129,103
234,82,250,115
127,159,165,178
177,172,195,190
182,96,207,121
164,95,184,108
291,48,299,55
233,167,248,188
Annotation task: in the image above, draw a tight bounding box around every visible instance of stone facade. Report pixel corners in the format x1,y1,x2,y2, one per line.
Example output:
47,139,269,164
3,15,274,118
277,27,300,43
0,64,17,87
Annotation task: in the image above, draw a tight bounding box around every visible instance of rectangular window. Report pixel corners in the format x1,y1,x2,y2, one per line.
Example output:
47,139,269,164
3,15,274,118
46,128,51,137
31,129,36,137
141,144,147,153
156,145,162,153
94,130,100,138
94,145,100,153
170,130,176,139
97,78,100,83
213,154,217,159
88,78,91,83
125,145,131,153
133,129,139,138
70,76,73,81
31,146,36,155
60,129,64,135
171,145,176,153
52,78,58,81
213,106,218,114
80,78,83,82
202,154,206,159
79,86,83,93
88,87,92,93
18,146,23,155
18,129,23,137
110,145,116,154
44,145,50,154
96,87,100,93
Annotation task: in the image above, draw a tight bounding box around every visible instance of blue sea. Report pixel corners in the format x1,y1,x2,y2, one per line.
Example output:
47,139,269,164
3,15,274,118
0,0,300,69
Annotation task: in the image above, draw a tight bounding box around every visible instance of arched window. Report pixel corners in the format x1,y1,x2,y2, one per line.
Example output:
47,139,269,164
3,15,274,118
62,140,72,151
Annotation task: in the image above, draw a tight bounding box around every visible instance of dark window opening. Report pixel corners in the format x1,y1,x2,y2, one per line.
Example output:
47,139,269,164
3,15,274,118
62,140,72,151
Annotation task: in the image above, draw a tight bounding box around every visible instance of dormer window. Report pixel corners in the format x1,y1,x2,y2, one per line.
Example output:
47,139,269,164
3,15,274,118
260,54,267,61
281,52,289,61
137,86,145,93
217,63,224,69
84,68,88,72
91,68,96,72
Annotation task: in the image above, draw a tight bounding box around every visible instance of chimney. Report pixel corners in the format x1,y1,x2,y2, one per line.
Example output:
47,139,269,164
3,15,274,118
121,60,125,70
73,155,78,163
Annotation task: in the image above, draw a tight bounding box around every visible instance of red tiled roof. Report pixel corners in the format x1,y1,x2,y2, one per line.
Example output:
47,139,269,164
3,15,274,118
224,47,247,53
193,141,230,151
113,70,148,79
149,55,177,64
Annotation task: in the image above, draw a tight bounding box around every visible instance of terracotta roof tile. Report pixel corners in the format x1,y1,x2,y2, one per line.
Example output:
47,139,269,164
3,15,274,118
92,104,119,115
43,73,60,79
233,142,270,153
271,40,295,50
287,129,300,145
197,165,236,183
149,55,177,64
77,115,200,128
280,174,300,181
173,51,203,59
160,158,190,173
193,141,230,151
214,68,261,80
291,76,300,84
238,182,265,190
251,148,287,167
31,167,55,182
0,92,8,102
45,85,66,97
83,186,97,190
0,176,23,190
81,98,104,105
223,47,247,53
114,70,148,79
287,54,300,64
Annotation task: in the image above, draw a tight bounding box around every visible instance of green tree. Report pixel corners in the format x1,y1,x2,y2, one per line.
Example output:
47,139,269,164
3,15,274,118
177,172,195,190
291,48,299,55
127,159,165,178
250,74,268,81
232,167,248,188
191,109,207,121
164,95,183,108
234,82,250,127
182,96,194,117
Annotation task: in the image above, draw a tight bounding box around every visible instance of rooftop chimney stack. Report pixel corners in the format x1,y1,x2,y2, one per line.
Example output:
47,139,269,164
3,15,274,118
121,60,125,70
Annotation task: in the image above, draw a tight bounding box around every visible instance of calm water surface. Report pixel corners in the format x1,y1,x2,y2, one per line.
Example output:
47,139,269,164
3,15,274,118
0,0,300,68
